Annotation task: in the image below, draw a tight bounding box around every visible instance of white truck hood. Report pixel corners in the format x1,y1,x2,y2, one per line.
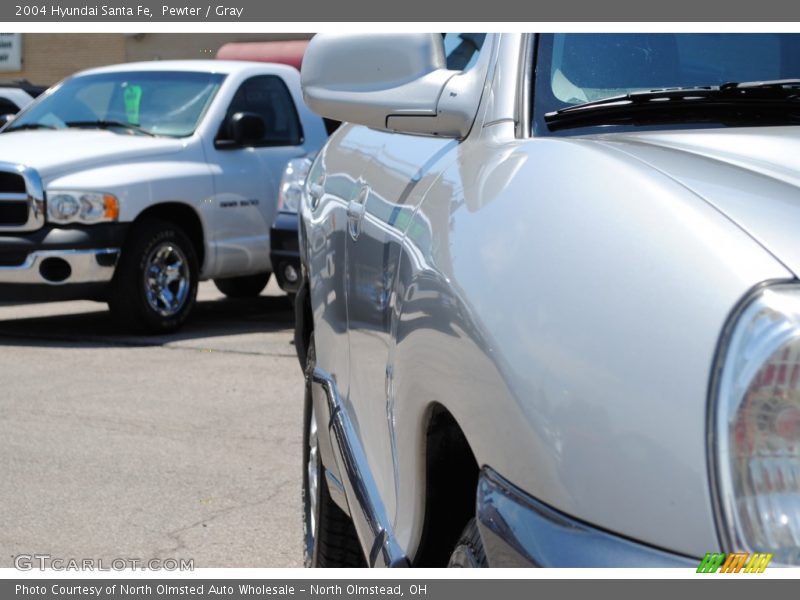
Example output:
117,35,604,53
0,129,186,180
600,126,800,278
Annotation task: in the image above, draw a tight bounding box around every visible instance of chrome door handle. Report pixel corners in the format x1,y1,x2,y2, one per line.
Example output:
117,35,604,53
308,183,324,210
347,185,369,241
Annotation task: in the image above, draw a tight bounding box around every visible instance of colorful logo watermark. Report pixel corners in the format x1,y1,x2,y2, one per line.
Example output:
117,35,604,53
697,552,772,573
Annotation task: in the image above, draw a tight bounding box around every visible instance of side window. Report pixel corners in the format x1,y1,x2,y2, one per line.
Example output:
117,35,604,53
443,33,486,71
0,98,20,114
221,75,303,146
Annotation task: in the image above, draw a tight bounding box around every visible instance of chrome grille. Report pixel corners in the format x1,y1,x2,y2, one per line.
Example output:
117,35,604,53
0,171,26,193
0,201,28,225
0,163,44,232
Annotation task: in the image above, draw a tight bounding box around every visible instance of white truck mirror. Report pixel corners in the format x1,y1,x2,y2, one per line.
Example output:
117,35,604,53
301,33,488,139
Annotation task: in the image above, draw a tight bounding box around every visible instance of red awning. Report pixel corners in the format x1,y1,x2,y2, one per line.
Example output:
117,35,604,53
216,40,309,71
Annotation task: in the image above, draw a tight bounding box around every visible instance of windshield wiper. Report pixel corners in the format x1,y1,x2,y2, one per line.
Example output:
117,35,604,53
722,79,800,92
65,120,156,137
545,79,800,131
4,123,57,132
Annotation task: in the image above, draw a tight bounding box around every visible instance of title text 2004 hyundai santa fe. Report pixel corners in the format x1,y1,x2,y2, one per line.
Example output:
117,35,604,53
294,33,800,567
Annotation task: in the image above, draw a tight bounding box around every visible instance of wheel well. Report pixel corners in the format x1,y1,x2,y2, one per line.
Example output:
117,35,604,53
294,282,479,563
294,276,313,371
412,404,479,567
135,203,205,269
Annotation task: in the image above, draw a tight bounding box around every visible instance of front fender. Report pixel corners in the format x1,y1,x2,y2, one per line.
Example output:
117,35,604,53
46,160,214,224
390,135,790,560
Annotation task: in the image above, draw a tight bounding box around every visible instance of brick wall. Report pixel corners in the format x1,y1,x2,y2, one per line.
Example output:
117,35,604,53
2,33,313,87
7,34,127,86
125,33,312,63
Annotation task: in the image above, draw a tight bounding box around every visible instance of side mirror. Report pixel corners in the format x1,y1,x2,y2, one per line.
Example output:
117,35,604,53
301,33,488,139
0,113,16,128
230,111,266,146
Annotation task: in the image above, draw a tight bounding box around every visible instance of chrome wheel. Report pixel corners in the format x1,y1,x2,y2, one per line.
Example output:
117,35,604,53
447,519,487,568
307,404,319,541
301,335,365,567
143,242,190,317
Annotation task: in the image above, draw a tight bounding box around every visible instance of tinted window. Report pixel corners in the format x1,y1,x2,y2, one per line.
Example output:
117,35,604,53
0,98,19,114
534,33,800,135
443,33,486,71
221,75,303,146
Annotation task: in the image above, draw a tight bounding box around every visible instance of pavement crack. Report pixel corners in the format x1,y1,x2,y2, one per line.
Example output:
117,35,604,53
152,480,295,559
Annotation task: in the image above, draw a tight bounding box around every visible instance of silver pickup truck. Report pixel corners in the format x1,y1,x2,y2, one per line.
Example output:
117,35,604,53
0,60,326,332
295,33,800,567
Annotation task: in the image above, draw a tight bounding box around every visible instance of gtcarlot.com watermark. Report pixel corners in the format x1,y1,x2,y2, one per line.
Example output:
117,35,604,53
14,554,194,571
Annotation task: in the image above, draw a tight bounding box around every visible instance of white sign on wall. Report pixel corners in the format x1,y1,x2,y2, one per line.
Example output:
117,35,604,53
0,34,22,72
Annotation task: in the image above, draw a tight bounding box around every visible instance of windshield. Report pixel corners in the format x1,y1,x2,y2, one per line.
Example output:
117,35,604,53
534,33,800,135
7,70,225,137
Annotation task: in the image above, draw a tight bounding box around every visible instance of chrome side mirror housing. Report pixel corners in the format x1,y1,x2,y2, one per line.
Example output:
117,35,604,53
301,33,489,139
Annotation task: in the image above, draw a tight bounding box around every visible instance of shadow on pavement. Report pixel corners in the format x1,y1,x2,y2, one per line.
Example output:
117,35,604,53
0,293,295,349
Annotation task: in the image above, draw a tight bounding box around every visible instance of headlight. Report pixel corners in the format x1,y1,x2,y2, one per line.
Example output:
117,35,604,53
277,156,312,213
714,284,800,565
47,191,119,224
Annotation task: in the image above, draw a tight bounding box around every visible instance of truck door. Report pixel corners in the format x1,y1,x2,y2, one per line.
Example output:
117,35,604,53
344,34,487,524
207,74,305,277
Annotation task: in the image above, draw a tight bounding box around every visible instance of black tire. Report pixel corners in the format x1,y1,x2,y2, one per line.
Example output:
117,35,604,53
447,518,488,567
108,218,199,334
213,272,271,298
302,337,366,567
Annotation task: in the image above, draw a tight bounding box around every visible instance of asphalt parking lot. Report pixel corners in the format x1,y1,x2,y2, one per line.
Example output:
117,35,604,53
0,280,304,568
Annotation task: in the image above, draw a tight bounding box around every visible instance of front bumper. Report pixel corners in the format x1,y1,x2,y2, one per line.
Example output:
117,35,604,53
0,223,127,288
477,467,699,567
0,248,119,285
270,211,301,294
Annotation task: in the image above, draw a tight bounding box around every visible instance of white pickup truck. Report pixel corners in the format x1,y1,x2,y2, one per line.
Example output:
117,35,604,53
0,60,327,332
